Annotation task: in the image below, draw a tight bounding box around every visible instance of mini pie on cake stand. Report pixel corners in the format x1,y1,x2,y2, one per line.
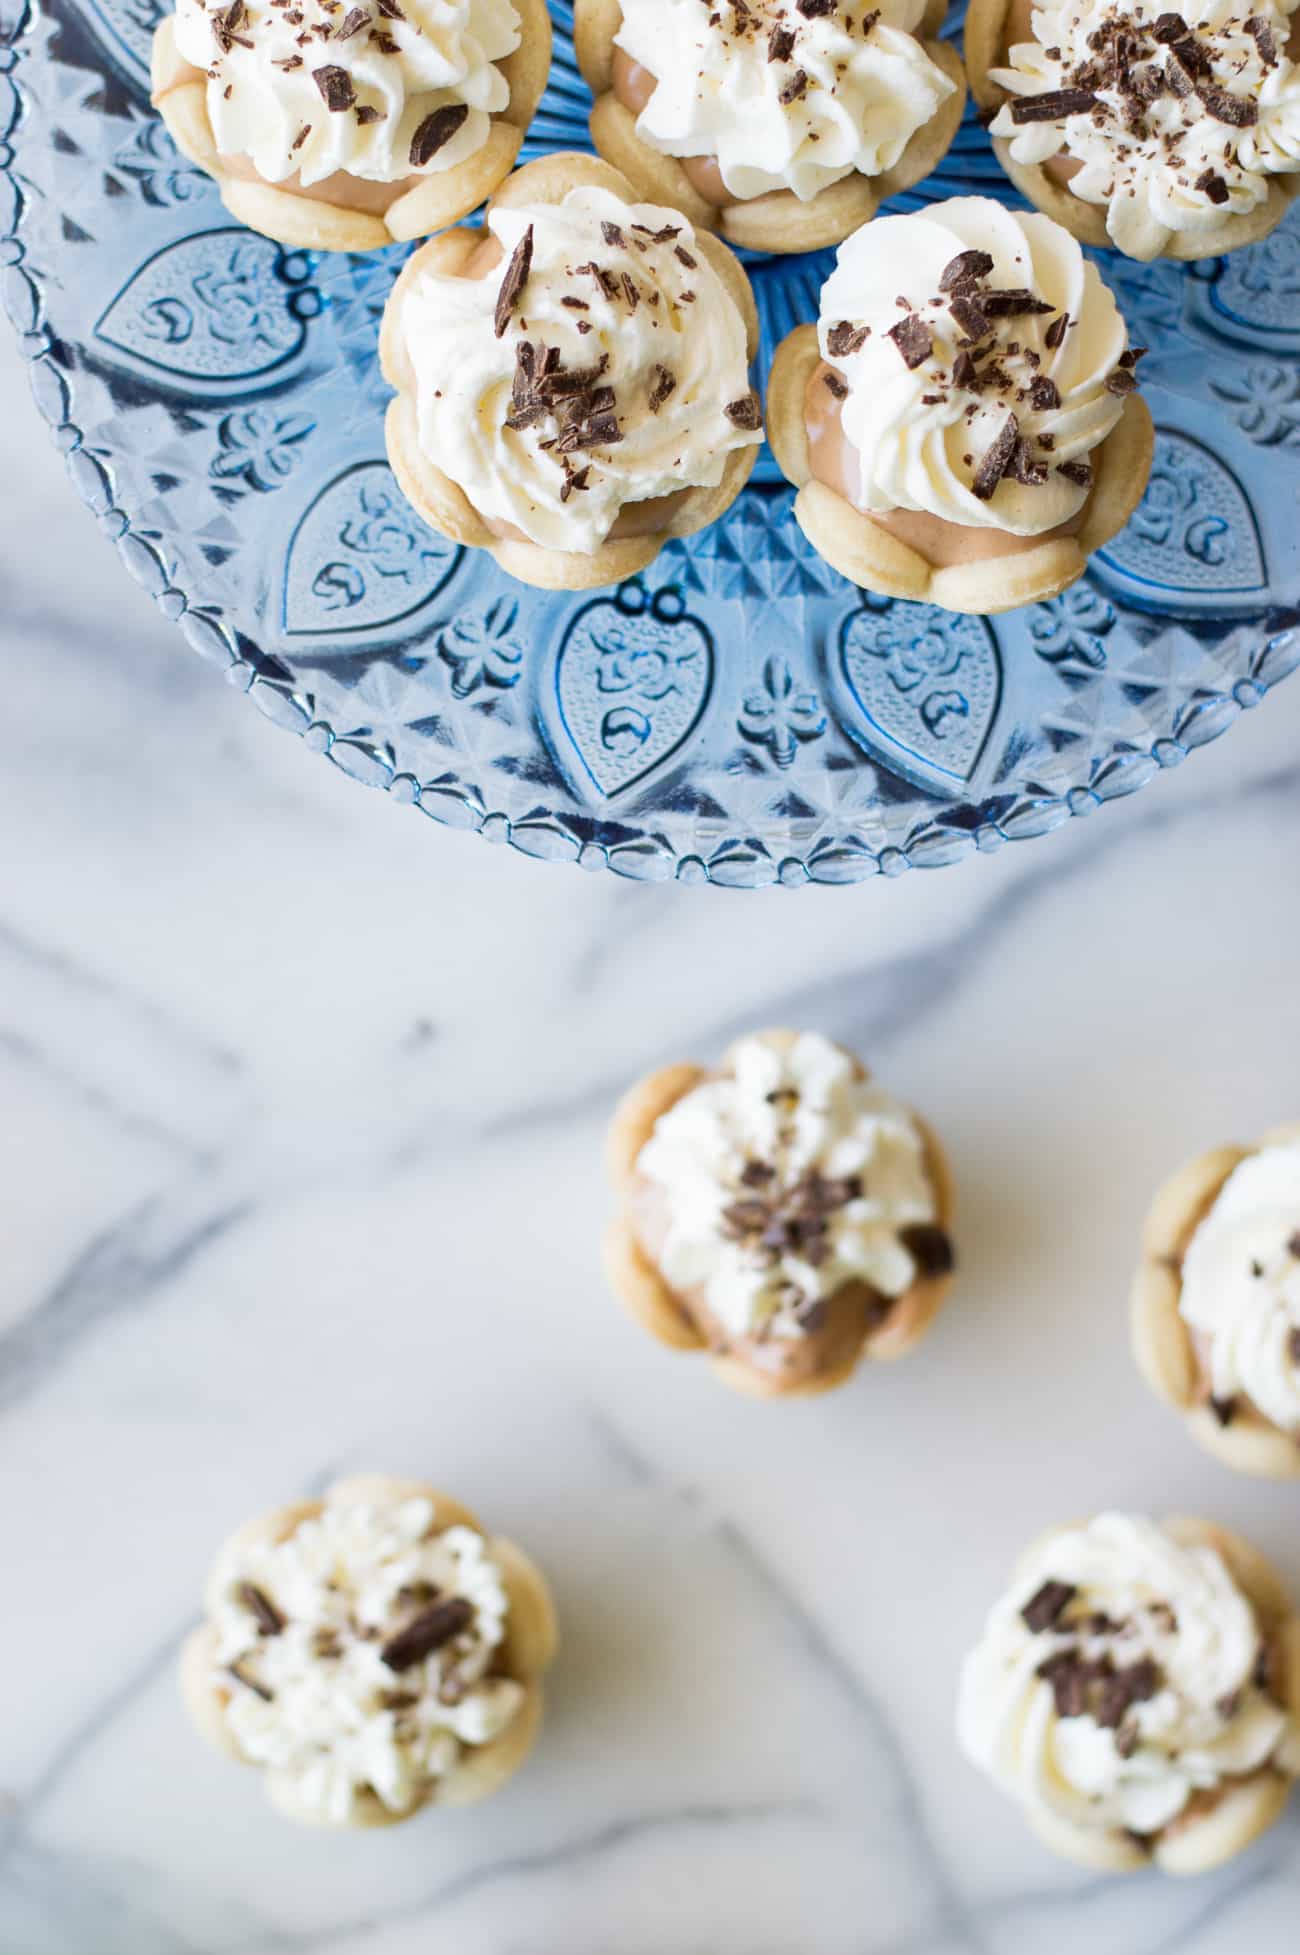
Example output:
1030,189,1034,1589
1131,1123,1300,1479
380,152,764,592
151,0,552,251
604,1028,956,1400
958,1511,1300,1874
768,194,1154,614
574,0,968,253
181,1473,557,1826
965,0,1300,260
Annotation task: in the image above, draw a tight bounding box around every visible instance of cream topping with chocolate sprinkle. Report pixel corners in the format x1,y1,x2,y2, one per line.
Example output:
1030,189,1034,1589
392,187,760,551
814,196,1134,534
171,0,519,187
634,1030,939,1342
958,1514,1295,1837
208,1489,524,1824
992,0,1300,258
1179,1140,1300,1435
613,0,955,201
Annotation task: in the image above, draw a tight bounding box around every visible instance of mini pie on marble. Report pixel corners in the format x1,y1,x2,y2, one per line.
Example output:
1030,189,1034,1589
380,153,763,592
965,0,1300,261
574,0,967,254
150,0,551,252
181,1473,557,1826
604,1028,956,1400
958,1512,1300,1874
768,194,1154,614
1131,1123,1300,1479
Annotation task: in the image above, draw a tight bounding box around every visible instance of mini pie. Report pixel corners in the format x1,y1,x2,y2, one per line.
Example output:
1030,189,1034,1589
380,153,764,592
1131,1123,1300,1479
965,0,1300,261
604,1028,956,1400
574,0,968,254
768,194,1154,615
958,1511,1300,1874
180,1473,557,1826
150,0,551,252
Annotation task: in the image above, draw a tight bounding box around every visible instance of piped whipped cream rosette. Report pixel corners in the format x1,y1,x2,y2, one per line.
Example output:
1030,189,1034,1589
574,0,967,252
150,0,551,249
958,1513,1300,1873
967,0,1300,258
380,154,763,590
1132,1126,1300,1476
181,1476,557,1826
766,196,1155,614
604,1029,956,1398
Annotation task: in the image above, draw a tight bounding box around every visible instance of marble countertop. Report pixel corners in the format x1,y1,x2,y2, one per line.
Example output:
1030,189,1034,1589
2,317,1299,1955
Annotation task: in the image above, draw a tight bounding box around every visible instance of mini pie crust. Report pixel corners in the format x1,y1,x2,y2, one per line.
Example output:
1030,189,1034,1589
603,1029,956,1400
574,0,967,253
180,1472,558,1826
379,151,762,592
149,0,552,252
964,0,1300,261
767,320,1154,615
994,1514,1300,1875
1130,1122,1300,1480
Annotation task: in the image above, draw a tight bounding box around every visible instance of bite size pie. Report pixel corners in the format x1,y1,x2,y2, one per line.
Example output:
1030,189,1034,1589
958,1512,1300,1874
380,153,764,591
181,1473,557,1826
604,1028,956,1400
1131,1124,1300,1479
574,0,967,253
767,195,1154,614
151,0,550,252
966,0,1300,260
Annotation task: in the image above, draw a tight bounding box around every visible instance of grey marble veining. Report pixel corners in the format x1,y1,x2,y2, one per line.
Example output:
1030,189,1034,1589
2,322,1300,1954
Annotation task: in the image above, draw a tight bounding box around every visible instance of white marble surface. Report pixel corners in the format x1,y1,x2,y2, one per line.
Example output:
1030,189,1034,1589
2,315,1300,1955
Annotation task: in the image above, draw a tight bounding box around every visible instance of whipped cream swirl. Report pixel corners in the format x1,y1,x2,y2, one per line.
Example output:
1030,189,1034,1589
172,0,520,189
816,196,1133,533
210,1490,523,1822
1180,1141,1300,1435
958,1513,1294,1838
991,0,1300,259
394,186,761,552
613,0,955,202
635,1031,941,1341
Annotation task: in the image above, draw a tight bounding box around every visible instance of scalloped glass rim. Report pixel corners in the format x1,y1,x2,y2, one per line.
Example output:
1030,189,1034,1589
2,0,1297,888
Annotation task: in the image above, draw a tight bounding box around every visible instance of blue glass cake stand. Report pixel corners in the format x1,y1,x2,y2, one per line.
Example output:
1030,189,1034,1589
3,0,1297,884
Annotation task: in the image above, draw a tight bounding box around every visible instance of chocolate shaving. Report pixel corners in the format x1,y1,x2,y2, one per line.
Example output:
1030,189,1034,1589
1210,1393,1237,1427
409,101,468,167
1009,87,1099,122
1056,457,1092,488
1044,312,1070,349
229,1658,273,1702
1288,1327,1300,1364
1022,1579,1077,1633
1200,85,1258,127
725,392,762,430
827,320,869,357
980,288,1053,317
648,364,676,413
333,6,369,36
951,349,978,390
493,223,533,337
1150,11,1189,41
768,22,796,61
1027,374,1061,412
823,370,849,399
1104,366,1138,394
312,64,356,111
899,1223,955,1277
1246,14,1278,64
601,220,626,248
211,0,252,52
949,294,992,343
1289,1231,1300,1259
887,313,933,369
939,249,994,291
381,1597,474,1671
1008,438,1048,485
632,221,681,243
972,414,1019,499
290,122,311,151
780,67,809,104
236,1581,286,1636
